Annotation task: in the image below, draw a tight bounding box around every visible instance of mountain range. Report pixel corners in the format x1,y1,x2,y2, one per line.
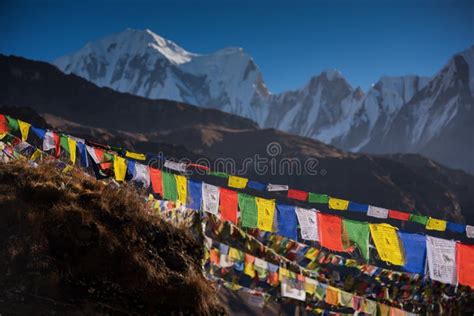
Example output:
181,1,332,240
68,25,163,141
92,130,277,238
53,29,474,174
1,54,474,226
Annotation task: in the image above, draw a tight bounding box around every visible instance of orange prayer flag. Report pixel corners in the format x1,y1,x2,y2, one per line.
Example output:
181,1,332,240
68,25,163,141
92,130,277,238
210,249,220,265
149,167,163,196
317,213,345,252
325,286,339,305
219,188,238,224
456,243,474,288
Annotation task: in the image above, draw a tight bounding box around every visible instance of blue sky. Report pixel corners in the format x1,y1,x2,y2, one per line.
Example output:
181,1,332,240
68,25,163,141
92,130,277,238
1,0,473,92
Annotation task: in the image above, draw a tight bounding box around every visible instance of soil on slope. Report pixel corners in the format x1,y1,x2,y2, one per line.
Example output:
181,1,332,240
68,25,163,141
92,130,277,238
0,161,224,315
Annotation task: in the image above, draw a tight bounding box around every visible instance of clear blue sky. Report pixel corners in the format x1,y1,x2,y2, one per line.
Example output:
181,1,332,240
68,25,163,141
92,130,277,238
1,0,473,92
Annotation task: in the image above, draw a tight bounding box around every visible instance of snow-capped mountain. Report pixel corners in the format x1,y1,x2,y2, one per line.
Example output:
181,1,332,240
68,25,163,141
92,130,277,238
53,30,474,173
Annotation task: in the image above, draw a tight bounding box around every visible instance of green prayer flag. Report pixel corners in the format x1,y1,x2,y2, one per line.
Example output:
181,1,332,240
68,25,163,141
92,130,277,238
103,152,114,162
60,135,70,153
314,283,326,300
308,193,329,204
343,219,370,261
208,171,229,178
6,116,19,132
162,171,178,201
238,193,258,228
410,214,428,225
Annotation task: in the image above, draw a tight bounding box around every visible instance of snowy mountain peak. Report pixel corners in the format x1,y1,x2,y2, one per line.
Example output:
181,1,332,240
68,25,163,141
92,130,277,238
321,69,343,81
459,45,474,95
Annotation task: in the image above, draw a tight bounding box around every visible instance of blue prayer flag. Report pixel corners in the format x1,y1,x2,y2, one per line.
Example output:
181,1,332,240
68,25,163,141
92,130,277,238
187,180,202,210
446,222,465,234
399,232,426,274
76,142,88,168
31,126,46,139
247,180,266,191
348,202,369,212
277,204,298,240
127,160,136,178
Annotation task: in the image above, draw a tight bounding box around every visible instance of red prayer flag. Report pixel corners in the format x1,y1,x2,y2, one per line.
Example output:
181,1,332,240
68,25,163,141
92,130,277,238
389,210,410,221
288,189,308,201
456,243,474,288
149,167,163,196
0,115,8,133
317,213,345,252
219,188,238,224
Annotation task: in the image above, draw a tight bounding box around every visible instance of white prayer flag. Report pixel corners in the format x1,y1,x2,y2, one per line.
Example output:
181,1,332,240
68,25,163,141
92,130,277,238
367,205,389,219
267,183,289,191
86,145,100,164
131,163,150,188
220,255,234,268
202,183,220,215
43,131,56,152
281,277,306,301
254,257,268,270
426,236,457,285
164,160,187,172
295,207,319,241
466,225,474,238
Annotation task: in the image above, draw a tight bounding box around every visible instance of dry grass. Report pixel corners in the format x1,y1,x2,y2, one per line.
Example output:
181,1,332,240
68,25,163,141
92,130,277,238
0,160,225,315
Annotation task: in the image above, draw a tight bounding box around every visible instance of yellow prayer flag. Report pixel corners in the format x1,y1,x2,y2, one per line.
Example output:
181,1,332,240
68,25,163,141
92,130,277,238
369,223,404,266
0,132,7,140
244,254,255,278
305,248,319,260
113,155,127,182
279,267,289,280
175,174,187,205
228,175,248,189
229,247,243,261
18,120,31,142
125,150,146,161
256,197,275,232
304,277,317,294
30,149,42,161
67,137,77,165
426,217,447,231
328,197,349,210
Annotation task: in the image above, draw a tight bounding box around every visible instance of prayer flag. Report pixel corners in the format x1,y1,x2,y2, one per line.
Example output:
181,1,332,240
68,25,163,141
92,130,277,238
467,225,474,238
31,126,46,139
247,180,266,191
256,197,275,232
339,290,353,307
86,145,100,164
348,202,369,213
267,183,288,191
67,137,77,164
277,204,298,240
281,276,306,301
426,217,447,231
399,232,426,274
6,116,18,132
446,222,465,234
456,243,474,288
113,156,127,182
369,223,404,266
304,277,317,295
389,210,410,221
219,188,238,224
187,180,202,210
130,162,150,188
76,142,88,167
125,150,146,161
202,183,220,215
317,213,345,252
228,175,248,189
325,286,339,305
175,174,187,205
162,171,178,201
164,160,187,172
308,193,329,204
287,189,308,201
238,193,258,228
295,207,319,241
362,299,377,315
426,236,457,285
367,205,389,219
343,219,370,261
0,115,8,133
43,131,60,157
18,120,30,142
244,254,255,278
410,214,428,225
149,167,163,195
328,197,349,210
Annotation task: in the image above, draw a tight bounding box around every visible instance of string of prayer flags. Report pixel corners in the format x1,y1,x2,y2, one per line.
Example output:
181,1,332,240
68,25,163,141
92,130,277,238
130,162,150,188
238,193,258,228
202,183,220,215
287,189,308,201
228,175,248,189
426,236,457,285
409,214,428,226
18,120,30,142
446,222,465,234
162,171,178,201
187,180,202,210
398,232,426,274
247,180,266,191
456,243,474,288
426,217,447,231
328,197,349,211
256,197,275,232
308,193,329,204
175,174,187,205
295,207,319,241
389,209,411,221
219,188,238,224
369,223,404,266
317,213,345,252
113,155,127,182
276,204,298,240
348,202,369,213
466,225,474,238
149,167,163,195
267,184,288,192
244,254,256,278
367,205,389,219
342,219,370,261
125,150,146,161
